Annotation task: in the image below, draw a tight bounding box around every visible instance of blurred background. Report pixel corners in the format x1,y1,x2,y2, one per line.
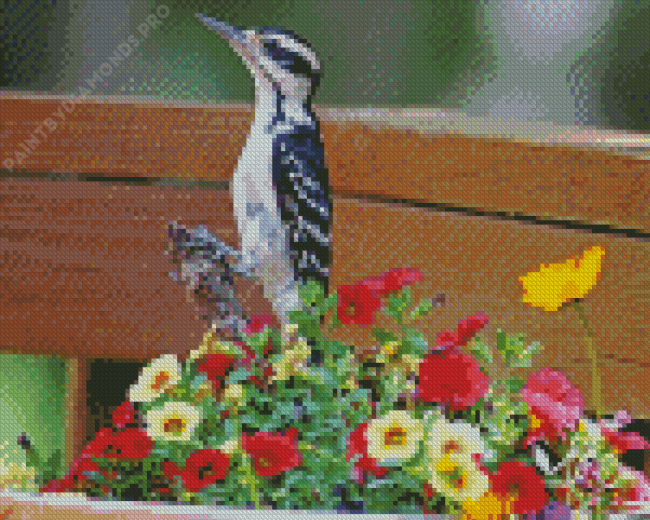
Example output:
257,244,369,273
1,0,649,130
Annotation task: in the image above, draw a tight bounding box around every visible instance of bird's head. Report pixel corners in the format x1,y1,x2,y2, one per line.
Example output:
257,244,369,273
197,14,322,100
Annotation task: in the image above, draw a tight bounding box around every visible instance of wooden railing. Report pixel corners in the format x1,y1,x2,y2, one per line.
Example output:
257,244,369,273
1,95,649,468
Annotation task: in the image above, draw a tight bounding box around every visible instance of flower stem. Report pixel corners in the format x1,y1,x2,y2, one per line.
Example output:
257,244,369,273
244,454,260,509
573,302,601,415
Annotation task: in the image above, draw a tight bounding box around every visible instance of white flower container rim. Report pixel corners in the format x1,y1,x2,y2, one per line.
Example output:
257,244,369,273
1,490,649,519
0,490,463,519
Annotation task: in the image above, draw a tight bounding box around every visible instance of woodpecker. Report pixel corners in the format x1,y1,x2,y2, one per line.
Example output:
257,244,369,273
195,14,332,345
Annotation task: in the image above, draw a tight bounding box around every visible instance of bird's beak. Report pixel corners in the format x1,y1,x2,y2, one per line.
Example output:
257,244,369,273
196,14,254,65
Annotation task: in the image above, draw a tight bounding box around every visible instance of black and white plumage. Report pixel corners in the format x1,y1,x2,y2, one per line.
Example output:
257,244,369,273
196,14,332,343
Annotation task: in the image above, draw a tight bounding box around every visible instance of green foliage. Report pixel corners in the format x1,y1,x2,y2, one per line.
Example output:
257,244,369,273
409,298,434,321
496,329,541,368
468,335,493,366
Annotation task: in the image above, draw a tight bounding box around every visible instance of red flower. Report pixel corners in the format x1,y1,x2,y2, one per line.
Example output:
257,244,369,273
164,449,230,493
337,283,383,327
436,312,488,349
373,268,421,296
346,422,387,483
197,353,235,390
336,268,421,327
40,455,114,494
417,348,489,411
242,428,302,476
490,461,549,516
112,401,137,429
83,427,153,460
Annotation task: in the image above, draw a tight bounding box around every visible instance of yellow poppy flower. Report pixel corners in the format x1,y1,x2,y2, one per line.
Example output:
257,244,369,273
518,246,604,312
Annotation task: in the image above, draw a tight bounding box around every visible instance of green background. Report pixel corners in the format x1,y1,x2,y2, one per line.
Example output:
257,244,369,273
0,354,67,474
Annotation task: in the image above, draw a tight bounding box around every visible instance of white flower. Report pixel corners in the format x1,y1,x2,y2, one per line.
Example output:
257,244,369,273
366,410,424,464
129,354,182,403
145,401,202,443
427,417,491,503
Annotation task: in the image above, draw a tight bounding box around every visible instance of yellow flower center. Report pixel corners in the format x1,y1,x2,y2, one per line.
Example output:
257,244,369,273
437,455,466,490
384,424,407,448
164,416,186,434
258,457,271,468
346,303,355,316
530,413,541,430
151,371,169,390
443,439,461,455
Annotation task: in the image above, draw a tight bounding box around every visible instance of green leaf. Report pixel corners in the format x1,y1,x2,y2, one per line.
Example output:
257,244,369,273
409,298,434,321
504,376,524,394
496,329,530,368
297,280,326,310
38,449,63,484
468,336,493,366
372,328,399,346
510,341,543,368
385,288,412,324
401,329,429,357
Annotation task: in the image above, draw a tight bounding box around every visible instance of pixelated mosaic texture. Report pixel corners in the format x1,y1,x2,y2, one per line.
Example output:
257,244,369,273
0,0,649,510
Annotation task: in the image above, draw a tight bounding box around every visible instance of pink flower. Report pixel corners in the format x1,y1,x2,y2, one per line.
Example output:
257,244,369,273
520,368,584,447
601,427,650,455
244,313,274,336
417,348,490,411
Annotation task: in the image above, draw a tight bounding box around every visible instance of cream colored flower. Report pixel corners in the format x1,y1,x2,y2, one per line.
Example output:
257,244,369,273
223,384,245,406
366,410,424,464
0,461,38,491
145,401,202,443
220,438,243,455
271,339,312,382
129,354,182,403
187,323,240,363
281,323,301,347
427,418,491,503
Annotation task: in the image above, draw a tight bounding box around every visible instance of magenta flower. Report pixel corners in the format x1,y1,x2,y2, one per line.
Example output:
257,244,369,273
520,367,584,447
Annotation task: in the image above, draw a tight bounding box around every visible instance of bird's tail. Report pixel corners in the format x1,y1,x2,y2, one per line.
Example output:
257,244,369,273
165,221,253,340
